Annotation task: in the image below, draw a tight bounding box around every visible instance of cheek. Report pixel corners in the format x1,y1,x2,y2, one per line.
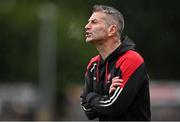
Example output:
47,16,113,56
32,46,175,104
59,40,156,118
94,27,107,36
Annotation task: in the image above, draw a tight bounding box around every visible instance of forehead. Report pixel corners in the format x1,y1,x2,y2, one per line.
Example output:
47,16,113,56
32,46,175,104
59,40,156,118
89,12,107,21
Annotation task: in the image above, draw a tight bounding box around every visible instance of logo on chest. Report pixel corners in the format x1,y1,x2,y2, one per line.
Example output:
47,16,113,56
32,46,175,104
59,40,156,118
106,73,111,84
90,63,97,72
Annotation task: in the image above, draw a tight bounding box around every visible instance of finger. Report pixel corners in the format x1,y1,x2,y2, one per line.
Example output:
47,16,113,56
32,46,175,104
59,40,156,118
109,84,117,90
112,76,120,80
112,79,123,84
111,82,122,88
112,78,123,83
112,76,123,81
109,87,116,94
109,89,115,94
111,82,121,87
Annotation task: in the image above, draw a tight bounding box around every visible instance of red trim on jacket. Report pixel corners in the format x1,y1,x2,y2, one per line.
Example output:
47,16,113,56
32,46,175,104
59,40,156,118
85,55,100,76
116,50,144,88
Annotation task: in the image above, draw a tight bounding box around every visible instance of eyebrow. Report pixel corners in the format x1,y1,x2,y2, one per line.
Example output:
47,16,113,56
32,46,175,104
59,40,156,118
88,19,98,22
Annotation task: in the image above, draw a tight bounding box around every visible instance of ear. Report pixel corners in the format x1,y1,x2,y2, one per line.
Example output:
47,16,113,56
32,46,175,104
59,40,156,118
108,25,117,37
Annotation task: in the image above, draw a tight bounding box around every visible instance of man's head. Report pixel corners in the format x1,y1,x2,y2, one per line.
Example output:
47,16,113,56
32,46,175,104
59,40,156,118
85,5,124,43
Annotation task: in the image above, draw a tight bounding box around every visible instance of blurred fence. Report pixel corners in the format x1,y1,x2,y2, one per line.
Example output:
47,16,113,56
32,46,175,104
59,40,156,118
150,80,180,120
0,80,180,120
0,83,38,120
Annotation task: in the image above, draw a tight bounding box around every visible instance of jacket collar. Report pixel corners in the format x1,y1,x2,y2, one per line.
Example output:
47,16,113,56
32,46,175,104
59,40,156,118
99,36,136,65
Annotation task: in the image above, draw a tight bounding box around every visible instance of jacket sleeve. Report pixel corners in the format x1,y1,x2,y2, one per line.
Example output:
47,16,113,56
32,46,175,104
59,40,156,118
85,51,147,116
80,68,100,120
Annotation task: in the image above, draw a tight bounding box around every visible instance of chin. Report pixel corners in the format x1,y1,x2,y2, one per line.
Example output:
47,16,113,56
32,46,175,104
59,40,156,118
86,38,93,43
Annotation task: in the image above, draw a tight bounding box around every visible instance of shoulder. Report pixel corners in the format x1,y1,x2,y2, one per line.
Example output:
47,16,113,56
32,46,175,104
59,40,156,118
87,55,100,69
124,50,144,62
116,50,144,68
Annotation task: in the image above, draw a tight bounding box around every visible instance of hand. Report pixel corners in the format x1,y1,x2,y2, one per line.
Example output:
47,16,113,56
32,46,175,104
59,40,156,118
109,76,123,95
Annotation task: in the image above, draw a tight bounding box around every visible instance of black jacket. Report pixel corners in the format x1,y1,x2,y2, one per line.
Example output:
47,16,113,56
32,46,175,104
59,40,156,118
80,36,151,121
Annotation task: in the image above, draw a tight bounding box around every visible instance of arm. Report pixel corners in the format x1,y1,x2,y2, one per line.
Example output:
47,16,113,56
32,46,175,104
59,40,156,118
109,76,123,95
85,51,147,116
80,69,99,120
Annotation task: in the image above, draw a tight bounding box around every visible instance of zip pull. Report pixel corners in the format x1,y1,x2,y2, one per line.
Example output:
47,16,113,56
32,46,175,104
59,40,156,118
96,57,100,82
105,61,109,84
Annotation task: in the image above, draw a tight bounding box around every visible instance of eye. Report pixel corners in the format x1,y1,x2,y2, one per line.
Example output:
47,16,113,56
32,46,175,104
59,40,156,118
91,19,98,24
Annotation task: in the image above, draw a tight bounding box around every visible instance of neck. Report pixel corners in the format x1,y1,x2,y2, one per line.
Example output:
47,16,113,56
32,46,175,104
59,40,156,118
95,38,121,60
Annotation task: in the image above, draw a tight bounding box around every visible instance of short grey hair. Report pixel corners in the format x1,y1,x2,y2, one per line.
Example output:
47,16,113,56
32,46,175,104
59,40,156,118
93,5,124,36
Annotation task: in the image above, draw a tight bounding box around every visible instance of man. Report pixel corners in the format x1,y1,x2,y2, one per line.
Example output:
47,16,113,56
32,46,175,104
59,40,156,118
80,5,151,121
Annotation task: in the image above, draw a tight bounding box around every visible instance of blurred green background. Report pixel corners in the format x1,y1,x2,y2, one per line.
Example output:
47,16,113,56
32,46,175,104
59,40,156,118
0,0,180,120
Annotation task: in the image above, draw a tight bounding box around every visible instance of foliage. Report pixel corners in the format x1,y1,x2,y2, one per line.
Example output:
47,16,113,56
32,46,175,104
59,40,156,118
0,0,180,94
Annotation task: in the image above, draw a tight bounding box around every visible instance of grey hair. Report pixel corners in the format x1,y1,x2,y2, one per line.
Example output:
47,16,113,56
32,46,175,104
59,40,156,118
93,5,124,36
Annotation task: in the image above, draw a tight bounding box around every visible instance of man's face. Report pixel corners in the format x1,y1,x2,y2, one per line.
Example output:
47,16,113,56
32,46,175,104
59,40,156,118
85,12,109,43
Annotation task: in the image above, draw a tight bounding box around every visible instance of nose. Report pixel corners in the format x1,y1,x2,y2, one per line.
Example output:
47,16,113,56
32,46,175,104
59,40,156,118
85,22,91,30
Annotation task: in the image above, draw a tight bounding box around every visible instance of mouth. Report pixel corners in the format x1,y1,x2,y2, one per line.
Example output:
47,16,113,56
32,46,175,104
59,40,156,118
85,31,92,37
